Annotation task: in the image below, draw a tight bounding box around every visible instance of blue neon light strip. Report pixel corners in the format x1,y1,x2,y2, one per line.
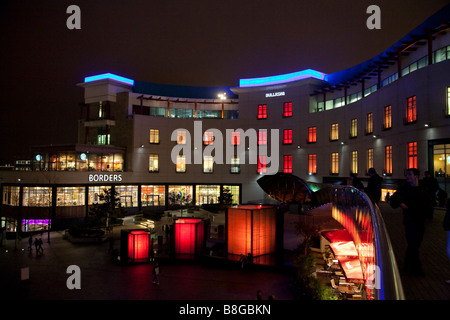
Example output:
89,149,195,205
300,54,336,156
239,69,327,87
84,73,134,86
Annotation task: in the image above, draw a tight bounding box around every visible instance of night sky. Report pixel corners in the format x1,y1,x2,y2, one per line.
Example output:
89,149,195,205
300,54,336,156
0,0,448,164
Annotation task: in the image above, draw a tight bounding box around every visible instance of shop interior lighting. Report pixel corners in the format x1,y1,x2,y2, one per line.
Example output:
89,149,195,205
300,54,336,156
84,73,134,86
239,69,327,87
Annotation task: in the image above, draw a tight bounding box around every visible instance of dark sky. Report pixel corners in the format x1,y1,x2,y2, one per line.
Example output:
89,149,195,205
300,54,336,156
0,0,448,164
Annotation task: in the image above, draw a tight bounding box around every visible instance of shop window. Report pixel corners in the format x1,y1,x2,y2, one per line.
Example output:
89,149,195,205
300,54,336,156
149,154,159,172
406,96,417,123
257,104,267,119
141,185,165,207
308,127,317,143
56,187,85,206
308,154,317,174
407,142,418,169
223,185,240,205
283,102,293,117
283,155,292,173
88,186,111,205
168,185,193,206
149,129,160,144
283,129,293,144
2,186,20,206
23,187,52,207
195,185,220,205
116,185,139,208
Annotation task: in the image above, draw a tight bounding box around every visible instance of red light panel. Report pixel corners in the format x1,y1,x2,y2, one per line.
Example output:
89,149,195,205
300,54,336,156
128,230,150,261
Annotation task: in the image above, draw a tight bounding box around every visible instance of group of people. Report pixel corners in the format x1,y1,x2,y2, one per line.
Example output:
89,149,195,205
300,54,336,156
28,235,44,253
350,168,450,283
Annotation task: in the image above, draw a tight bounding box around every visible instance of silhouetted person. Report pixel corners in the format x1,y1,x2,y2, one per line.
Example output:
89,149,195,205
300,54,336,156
256,290,263,300
421,171,439,220
390,168,429,277
349,172,364,190
365,168,382,204
152,262,160,285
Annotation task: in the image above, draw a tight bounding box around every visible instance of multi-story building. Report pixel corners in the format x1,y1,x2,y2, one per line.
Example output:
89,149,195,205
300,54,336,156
1,4,449,232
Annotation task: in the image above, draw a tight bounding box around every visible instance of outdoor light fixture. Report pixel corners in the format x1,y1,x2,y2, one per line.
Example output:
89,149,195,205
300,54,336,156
174,218,204,258
120,229,151,264
84,73,134,86
218,92,227,100
239,69,327,87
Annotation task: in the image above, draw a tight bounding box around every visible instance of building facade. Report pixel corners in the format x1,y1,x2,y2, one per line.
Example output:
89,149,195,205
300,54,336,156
1,5,450,233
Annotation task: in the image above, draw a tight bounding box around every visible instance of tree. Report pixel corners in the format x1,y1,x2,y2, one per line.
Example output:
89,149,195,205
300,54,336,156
89,188,125,229
219,187,233,207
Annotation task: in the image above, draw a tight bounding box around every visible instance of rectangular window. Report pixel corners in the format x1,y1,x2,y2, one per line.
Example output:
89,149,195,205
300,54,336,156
283,155,293,173
2,186,20,206
203,131,214,145
331,152,339,174
385,145,392,175
283,102,293,117
407,142,418,169
141,185,165,207
258,130,267,145
88,186,111,205
56,187,85,207
366,113,373,134
23,187,52,207
330,123,339,141
149,129,160,144
177,130,187,144
308,127,317,143
97,128,110,145
283,129,293,144
231,157,240,173
350,119,357,138
351,151,358,174
257,104,267,119
257,156,267,174
116,185,138,208
367,148,374,173
231,132,240,145
384,105,392,129
308,154,317,174
447,87,450,116
176,155,186,173
149,154,159,172
406,96,417,123
203,156,214,173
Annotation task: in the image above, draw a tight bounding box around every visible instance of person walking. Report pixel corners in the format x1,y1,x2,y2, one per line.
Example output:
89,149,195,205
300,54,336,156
390,168,430,276
365,168,382,204
152,262,160,285
28,236,33,251
444,198,450,285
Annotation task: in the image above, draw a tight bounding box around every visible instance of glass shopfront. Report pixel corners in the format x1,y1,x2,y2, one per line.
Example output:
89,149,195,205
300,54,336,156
116,185,139,207
141,185,165,207
23,187,52,207
56,187,85,206
195,185,220,205
168,185,193,206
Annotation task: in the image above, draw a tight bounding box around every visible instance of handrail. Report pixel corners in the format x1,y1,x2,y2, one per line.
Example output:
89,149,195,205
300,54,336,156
330,185,404,300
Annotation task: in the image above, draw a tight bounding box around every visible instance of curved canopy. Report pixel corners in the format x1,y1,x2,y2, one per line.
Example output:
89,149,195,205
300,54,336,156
257,172,313,204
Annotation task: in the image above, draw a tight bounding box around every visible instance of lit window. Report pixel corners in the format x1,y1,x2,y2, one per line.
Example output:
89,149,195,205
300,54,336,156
283,129,293,144
407,142,418,169
283,102,293,117
330,123,339,141
258,130,267,145
385,145,392,175
149,154,159,172
447,87,450,116
231,132,240,145
350,119,357,138
406,96,417,123
283,155,292,173
351,151,358,174
331,152,339,174
308,154,317,174
257,104,267,119
177,130,187,144
384,106,392,129
366,113,373,134
203,156,214,173
257,156,266,174
97,127,110,145
367,148,374,173
308,127,317,143
149,129,160,144
231,157,240,174
176,155,186,173
203,131,214,145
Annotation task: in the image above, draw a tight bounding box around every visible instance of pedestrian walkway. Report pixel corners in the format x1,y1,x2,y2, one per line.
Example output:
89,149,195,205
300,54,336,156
379,202,450,300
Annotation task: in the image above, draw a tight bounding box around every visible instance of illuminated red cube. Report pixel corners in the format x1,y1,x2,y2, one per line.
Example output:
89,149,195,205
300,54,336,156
174,218,204,258
226,205,276,260
120,229,151,263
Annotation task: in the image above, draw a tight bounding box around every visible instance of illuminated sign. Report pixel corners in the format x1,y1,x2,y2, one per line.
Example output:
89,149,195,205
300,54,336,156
265,91,285,98
239,69,327,87
88,174,123,182
84,73,134,86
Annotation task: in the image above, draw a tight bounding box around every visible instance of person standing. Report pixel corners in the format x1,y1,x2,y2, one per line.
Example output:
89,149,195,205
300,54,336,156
390,168,429,276
365,168,382,204
152,261,160,285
